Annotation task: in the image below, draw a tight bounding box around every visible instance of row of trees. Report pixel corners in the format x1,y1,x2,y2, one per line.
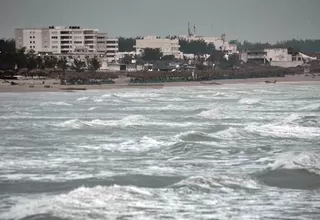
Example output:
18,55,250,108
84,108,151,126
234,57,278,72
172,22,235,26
0,39,103,78
127,66,290,83
229,39,320,52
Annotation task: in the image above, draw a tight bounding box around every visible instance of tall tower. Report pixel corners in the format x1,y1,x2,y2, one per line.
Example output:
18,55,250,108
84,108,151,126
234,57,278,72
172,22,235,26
188,22,191,37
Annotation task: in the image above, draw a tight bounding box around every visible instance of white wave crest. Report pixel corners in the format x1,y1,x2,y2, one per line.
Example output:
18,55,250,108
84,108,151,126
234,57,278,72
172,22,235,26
171,175,260,191
76,97,89,101
88,107,97,111
0,185,154,220
55,119,86,129
245,124,320,139
238,98,261,105
212,127,244,140
197,109,223,119
269,151,320,175
298,103,320,111
114,92,160,98
40,101,72,106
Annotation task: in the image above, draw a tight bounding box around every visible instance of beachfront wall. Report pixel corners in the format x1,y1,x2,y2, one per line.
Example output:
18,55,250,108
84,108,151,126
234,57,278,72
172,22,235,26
271,61,304,68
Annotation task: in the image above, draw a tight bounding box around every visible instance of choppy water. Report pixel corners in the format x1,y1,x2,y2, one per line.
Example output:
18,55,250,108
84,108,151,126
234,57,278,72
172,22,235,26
0,83,320,220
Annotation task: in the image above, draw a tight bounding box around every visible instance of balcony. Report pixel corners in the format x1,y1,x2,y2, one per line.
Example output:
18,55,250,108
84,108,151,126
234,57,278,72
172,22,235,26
84,41,95,44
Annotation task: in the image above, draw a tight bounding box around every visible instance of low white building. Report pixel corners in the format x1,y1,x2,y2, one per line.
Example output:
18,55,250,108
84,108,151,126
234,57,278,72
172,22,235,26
239,48,311,67
135,36,180,58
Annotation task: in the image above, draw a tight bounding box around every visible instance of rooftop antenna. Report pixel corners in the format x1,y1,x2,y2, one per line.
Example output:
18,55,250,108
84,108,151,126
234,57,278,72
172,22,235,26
193,24,196,36
188,22,191,37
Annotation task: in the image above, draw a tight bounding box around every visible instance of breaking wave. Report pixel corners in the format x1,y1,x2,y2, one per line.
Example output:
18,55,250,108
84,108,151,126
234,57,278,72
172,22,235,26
171,175,261,192
246,113,320,139
197,109,224,119
238,98,261,105
176,130,219,142
40,102,72,106
53,115,198,129
256,152,320,189
76,97,89,101
298,103,320,111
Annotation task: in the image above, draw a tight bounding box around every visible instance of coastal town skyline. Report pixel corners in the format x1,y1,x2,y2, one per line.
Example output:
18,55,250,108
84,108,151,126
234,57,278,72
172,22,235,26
1,0,320,42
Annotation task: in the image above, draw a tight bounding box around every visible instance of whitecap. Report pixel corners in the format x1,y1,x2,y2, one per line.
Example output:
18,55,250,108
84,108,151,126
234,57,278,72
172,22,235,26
197,109,223,119
238,98,261,105
268,151,320,175
40,101,72,106
245,124,320,139
298,103,320,111
88,107,97,111
76,97,89,101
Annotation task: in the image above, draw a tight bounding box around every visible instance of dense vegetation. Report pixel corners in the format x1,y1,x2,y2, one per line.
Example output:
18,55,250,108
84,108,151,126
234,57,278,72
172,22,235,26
230,39,320,52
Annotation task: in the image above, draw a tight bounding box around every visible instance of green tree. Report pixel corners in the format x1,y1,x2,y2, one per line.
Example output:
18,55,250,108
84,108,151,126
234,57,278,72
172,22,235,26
141,48,163,61
26,51,37,78
36,56,43,69
121,54,133,64
57,57,68,79
179,39,215,55
87,56,101,78
44,56,58,69
0,39,15,53
14,48,28,69
71,59,86,73
118,37,136,52
162,55,176,61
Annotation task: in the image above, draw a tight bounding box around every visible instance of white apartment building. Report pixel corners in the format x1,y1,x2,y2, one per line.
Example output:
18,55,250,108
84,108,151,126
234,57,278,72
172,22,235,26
14,26,118,61
135,36,180,58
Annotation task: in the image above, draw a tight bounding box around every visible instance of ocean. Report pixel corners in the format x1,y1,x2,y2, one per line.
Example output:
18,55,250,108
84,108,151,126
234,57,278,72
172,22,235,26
0,83,320,220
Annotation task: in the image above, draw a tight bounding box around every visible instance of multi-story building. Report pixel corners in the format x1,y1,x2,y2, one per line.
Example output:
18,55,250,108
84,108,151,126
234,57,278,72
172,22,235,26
14,26,118,61
135,36,180,58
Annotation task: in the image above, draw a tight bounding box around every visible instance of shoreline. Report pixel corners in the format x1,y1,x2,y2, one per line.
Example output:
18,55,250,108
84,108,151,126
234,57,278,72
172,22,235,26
1,75,320,93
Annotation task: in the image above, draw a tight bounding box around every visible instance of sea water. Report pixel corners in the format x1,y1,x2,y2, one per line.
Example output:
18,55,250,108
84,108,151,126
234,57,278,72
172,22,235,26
0,83,320,219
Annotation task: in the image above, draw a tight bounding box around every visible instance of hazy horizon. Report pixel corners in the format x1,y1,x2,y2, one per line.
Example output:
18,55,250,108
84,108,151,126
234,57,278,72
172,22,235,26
0,0,320,43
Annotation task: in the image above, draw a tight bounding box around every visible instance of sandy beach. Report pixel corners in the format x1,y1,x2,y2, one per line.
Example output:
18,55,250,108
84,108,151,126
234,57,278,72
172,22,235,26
1,74,320,92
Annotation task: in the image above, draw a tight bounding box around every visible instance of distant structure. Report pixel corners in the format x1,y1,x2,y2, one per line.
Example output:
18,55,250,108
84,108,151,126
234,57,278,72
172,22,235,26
240,48,317,68
179,23,237,54
14,26,118,62
135,36,180,58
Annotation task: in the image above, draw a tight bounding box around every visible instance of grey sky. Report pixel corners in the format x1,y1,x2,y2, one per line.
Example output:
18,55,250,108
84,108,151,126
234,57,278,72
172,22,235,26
0,0,319,42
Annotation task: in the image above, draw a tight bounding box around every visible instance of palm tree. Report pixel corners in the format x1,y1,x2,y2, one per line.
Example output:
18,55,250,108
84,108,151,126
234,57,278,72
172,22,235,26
87,56,101,79
71,59,86,73
57,57,68,80
44,56,58,69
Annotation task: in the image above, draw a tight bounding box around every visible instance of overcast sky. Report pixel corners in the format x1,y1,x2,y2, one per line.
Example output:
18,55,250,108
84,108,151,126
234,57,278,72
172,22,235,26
0,0,319,42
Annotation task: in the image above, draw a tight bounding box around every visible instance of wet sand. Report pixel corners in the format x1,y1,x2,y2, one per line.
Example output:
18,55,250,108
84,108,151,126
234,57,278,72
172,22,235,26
0,74,319,92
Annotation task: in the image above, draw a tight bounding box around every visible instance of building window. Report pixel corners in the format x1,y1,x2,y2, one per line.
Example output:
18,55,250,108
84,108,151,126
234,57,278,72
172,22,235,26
33,41,35,43
33,46,35,48
52,46,58,49
30,41,32,43
33,36,35,38
30,36,32,39
30,46,32,48
51,36,58,39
